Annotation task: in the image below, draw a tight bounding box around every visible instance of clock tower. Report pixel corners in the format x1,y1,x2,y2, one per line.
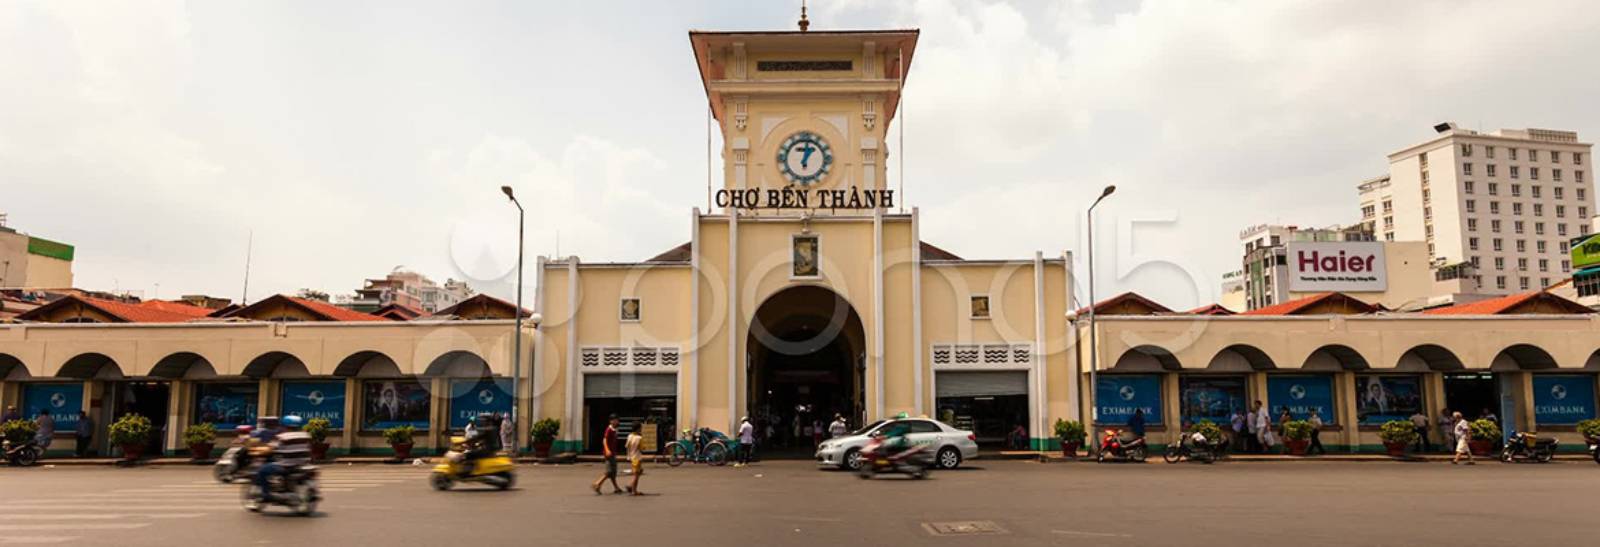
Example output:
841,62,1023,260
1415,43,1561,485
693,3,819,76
689,26,918,213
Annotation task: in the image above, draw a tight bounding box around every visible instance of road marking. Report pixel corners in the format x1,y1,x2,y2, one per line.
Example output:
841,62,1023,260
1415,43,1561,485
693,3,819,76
0,514,205,521
773,516,846,523
0,524,150,531
108,488,355,494
0,505,241,511
1051,529,1134,538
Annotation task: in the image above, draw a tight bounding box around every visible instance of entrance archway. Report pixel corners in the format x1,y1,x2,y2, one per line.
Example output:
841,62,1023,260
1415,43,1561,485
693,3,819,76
746,285,866,453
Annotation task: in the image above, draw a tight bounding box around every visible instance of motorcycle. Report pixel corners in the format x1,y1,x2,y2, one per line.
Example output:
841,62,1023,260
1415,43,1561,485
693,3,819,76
430,436,516,491
241,464,321,516
1500,431,1558,463
2,437,43,467
1588,437,1600,465
1096,429,1148,463
855,435,933,480
1163,432,1221,464
214,426,260,482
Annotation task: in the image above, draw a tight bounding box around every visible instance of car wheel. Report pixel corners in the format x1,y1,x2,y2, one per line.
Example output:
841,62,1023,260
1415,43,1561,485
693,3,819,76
936,447,961,470
843,449,864,471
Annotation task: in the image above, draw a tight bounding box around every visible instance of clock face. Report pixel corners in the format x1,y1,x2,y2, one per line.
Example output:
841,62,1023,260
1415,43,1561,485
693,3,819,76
776,131,833,186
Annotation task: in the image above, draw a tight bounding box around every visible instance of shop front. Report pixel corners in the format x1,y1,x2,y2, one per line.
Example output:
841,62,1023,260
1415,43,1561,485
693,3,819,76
1093,374,1164,446
935,371,1030,449
1530,374,1598,448
19,381,84,456
582,372,677,454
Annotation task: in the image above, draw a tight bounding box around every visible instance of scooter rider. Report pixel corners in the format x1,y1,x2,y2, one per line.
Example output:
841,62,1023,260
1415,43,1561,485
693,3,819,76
880,421,913,456
253,416,312,500
461,414,500,474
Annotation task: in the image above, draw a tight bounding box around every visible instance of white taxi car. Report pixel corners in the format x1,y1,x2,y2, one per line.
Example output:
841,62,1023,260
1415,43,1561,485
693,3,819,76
815,417,979,471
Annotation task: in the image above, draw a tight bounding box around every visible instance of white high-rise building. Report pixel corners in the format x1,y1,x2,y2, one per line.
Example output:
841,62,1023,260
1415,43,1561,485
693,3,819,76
1359,124,1595,294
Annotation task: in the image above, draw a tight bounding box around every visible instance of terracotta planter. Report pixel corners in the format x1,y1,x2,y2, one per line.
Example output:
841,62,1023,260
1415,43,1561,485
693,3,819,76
1285,439,1310,456
310,442,330,462
1061,440,1081,459
1383,441,1408,457
532,440,553,459
391,442,414,460
1469,439,1495,457
188,442,214,460
119,443,146,462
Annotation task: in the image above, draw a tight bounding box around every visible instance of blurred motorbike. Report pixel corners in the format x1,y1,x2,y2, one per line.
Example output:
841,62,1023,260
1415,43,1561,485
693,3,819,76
1501,431,1557,463
1096,429,1147,463
241,464,321,516
856,435,932,480
1163,431,1221,464
431,435,516,491
2,437,43,467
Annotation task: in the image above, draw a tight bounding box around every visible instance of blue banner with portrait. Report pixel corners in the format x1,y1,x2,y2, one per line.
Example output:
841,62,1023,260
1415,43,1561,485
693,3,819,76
1179,376,1247,426
281,381,347,429
1356,375,1423,425
1532,375,1597,425
1267,375,1337,424
1096,375,1163,426
22,383,82,430
193,383,259,431
448,378,513,429
362,380,431,431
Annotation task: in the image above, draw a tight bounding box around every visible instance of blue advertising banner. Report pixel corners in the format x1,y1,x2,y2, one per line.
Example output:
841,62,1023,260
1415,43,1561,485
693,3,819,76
448,378,513,429
1267,375,1337,424
1096,375,1163,426
194,383,259,430
362,380,431,431
21,384,82,430
1356,375,1424,425
281,381,347,429
1532,375,1597,425
1179,376,1247,425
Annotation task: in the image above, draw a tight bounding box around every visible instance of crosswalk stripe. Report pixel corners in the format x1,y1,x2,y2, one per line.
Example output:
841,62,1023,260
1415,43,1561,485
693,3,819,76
108,488,355,494
0,524,150,531
0,514,205,521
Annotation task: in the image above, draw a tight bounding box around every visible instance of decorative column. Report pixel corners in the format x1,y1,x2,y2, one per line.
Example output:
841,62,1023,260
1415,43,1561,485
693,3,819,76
341,377,359,455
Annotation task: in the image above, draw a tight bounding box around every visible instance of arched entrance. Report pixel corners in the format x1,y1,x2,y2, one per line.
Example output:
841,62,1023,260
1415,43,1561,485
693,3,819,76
746,285,866,453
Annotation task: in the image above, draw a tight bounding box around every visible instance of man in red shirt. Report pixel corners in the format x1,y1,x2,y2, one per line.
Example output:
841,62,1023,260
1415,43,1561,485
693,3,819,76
591,414,623,495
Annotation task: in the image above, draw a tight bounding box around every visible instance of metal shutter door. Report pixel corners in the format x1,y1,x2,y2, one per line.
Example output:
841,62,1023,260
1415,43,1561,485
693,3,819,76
584,373,677,399
935,371,1029,398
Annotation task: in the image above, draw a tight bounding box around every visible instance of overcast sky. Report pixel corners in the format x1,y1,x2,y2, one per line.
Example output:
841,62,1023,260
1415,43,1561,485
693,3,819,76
4,0,1597,309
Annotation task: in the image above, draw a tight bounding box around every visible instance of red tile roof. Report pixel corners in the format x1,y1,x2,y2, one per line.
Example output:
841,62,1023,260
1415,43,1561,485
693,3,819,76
428,293,530,319
374,303,425,321
1185,303,1236,316
17,295,205,323
1239,292,1379,316
137,300,214,318
1073,292,1173,316
284,296,386,321
1422,291,1592,315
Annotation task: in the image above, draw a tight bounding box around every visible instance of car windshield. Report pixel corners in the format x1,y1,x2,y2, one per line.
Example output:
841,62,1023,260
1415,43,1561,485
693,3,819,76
852,420,886,436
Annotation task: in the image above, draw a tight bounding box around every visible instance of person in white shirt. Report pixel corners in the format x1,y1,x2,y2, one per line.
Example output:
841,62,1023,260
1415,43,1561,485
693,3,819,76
1252,401,1275,452
735,417,755,467
828,414,848,439
1307,410,1327,455
1451,411,1474,465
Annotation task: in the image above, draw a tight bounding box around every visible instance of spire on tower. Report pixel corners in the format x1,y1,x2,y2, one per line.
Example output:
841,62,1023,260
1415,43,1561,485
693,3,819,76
798,0,810,32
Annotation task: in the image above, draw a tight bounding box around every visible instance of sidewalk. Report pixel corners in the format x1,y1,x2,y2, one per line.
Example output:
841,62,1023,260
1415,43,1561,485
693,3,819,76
1011,450,1596,463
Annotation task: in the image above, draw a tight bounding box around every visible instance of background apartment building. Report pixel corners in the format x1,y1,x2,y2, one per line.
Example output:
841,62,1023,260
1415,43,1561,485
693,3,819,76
339,268,472,313
1360,124,1595,294
0,213,74,289
1237,223,1472,310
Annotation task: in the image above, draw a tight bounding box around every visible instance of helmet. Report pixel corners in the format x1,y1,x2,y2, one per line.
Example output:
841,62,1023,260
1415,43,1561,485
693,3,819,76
236,425,255,435
281,416,305,428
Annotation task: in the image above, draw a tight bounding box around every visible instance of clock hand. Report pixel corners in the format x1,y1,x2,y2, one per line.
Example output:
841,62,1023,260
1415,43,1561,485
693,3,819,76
800,144,815,168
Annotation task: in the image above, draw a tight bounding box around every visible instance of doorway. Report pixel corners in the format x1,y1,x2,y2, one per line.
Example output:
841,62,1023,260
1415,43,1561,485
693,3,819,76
747,286,866,457
108,381,170,456
1444,372,1499,423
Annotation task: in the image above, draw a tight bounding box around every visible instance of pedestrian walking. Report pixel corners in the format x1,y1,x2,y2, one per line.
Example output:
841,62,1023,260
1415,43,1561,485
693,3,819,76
734,416,755,467
1437,408,1454,454
591,414,623,495
1307,409,1326,455
1129,409,1147,439
1451,411,1474,465
75,411,94,457
828,414,848,439
1252,401,1274,453
1409,411,1431,453
499,413,514,454
1230,409,1250,453
625,423,645,496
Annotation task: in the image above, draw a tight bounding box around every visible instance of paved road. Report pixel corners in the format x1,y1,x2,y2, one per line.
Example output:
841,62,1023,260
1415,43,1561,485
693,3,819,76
2,459,1598,546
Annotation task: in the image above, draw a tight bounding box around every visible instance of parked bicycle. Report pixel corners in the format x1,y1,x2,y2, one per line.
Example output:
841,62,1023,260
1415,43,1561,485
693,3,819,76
664,427,739,467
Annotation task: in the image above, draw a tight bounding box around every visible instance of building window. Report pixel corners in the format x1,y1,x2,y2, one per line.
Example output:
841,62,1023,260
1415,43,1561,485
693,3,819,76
1385,232,1395,241
1464,181,1475,194
1536,222,1546,235
1421,171,1430,184
1470,256,1481,267
1557,205,1566,218
1486,146,1496,158
1554,169,1563,182
1519,277,1529,290
1577,188,1585,200
1467,218,1478,231
1510,166,1520,179
1494,257,1505,270
619,298,641,322
1469,237,1479,251
1382,200,1393,213
1489,182,1499,195
792,234,820,277
1383,216,1393,227
1581,272,1600,297
1555,187,1565,199
1576,153,1585,165
1531,185,1541,198
1510,148,1519,160
1559,223,1569,236
1561,241,1570,253
1529,149,1539,162
1423,189,1431,202
1424,207,1432,219
1531,167,1540,180
970,295,991,319
1490,202,1501,215
1578,171,1585,183
1537,240,1547,253
1465,200,1476,213
1516,241,1526,253
1428,243,1435,254
1362,205,1375,218
1552,151,1561,163
1460,143,1473,156
1492,238,1503,251
1462,163,1473,175
1534,204,1544,217
1563,260,1571,273
1542,277,1550,288
1581,206,1589,218
1487,164,1498,177
1539,259,1549,272
1512,203,1523,216
1511,184,1522,197
1425,225,1434,237
1496,275,1506,289
1514,221,1524,234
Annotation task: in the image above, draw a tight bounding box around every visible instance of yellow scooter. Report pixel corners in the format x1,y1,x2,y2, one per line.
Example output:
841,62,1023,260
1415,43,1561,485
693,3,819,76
430,436,516,491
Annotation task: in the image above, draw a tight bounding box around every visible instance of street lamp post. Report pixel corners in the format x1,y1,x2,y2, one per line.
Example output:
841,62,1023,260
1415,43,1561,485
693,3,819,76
501,185,525,455
1086,184,1115,453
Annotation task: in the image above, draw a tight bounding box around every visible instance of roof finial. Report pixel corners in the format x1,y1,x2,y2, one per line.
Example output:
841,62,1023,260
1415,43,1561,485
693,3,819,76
798,0,810,32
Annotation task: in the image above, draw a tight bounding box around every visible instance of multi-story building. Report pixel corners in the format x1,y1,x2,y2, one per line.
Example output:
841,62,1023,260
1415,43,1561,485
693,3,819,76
1360,124,1596,294
342,269,472,313
1237,223,1479,311
0,214,74,289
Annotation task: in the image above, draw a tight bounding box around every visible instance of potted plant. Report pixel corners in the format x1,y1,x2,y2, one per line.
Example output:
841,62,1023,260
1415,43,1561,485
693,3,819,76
1379,420,1418,457
109,414,153,462
1468,419,1501,456
1053,419,1085,458
383,425,415,460
1578,418,1600,444
304,417,332,461
2,419,39,447
183,423,217,461
529,418,560,458
1282,420,1314,456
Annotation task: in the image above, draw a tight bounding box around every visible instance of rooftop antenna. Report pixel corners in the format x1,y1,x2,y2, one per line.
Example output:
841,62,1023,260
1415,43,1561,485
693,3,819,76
798,0,810,32
241,230,253,305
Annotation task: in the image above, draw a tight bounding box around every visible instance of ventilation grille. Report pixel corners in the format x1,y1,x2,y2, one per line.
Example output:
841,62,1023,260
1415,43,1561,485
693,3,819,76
931,343,1033,367
582,346,680,368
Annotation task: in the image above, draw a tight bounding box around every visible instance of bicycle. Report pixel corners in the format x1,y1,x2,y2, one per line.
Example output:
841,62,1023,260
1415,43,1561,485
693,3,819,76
664,427,738,467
